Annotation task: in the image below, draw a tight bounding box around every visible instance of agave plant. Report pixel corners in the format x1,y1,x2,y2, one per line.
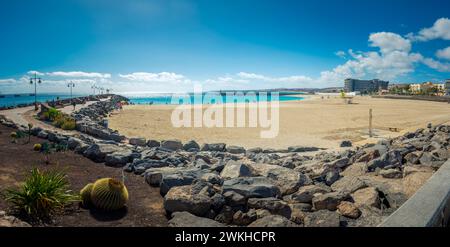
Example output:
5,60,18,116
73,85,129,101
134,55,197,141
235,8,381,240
4,168,78,221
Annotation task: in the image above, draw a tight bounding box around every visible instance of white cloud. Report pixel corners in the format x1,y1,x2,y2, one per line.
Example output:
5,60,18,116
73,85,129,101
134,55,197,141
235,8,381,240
0,78,17,84
119,72,186,82
27,71,45,76
335,50,346,58
422,58,450,72
317,33,422,85
436,46,450,60
47,71,111,78
369,32,411,53
407,17,450,41
236,72,313,84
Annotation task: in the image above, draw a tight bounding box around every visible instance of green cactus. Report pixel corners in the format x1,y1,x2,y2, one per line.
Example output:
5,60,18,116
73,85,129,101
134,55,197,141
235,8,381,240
90,178,128,211
33,143,42,151
80,183,94,207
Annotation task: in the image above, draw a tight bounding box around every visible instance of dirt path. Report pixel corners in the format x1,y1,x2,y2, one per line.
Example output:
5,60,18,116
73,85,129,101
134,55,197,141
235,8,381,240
0,124,168,227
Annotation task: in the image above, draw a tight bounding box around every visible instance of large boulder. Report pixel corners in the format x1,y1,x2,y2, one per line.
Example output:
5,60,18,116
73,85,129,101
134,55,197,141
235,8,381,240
222,177,281,199
161,140,183,151
160,173,196,195
147,139,161,148
222,191,246,207
201,143,226,152
220,160,253,179
283,184,331,203
248,163,311,195
331,176,367,194
168,212,225,227
129,137,146,146
226,145,246,154
248,215,298,227
337,201,361,219
380,168,402,179
144,167,183,186
105,149,133,167
351,187,380,209
83,143,123,162
367,150,402,171
247,197,291,218
340,140,352,147
303,210,341,227
312,192,349,211
183,140,200,151
288,146,320,152
67,137,84,150
164,185,212,216
232,210,258,226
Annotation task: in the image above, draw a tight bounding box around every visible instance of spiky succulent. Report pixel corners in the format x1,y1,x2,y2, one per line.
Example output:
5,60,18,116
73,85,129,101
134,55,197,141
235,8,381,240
89,178,128,211
79,183,93,207
33,143,42,151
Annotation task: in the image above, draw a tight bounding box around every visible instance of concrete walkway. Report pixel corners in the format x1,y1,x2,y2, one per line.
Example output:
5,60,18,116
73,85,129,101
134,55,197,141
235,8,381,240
0,98,109,135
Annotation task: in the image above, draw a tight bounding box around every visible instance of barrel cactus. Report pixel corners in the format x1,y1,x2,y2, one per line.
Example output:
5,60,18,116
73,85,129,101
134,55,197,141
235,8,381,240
80,183,94,207
90,178,128,211
33,143,42,151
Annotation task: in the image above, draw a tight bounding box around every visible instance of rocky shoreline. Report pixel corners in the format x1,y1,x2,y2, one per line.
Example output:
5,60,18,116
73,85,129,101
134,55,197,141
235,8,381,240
1,94,448,227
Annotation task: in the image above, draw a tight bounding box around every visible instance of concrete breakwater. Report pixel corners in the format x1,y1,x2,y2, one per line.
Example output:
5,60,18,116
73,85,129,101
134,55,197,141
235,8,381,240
1,94,449,227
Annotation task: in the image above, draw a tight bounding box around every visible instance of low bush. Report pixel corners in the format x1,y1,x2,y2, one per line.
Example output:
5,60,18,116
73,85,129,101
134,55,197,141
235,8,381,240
60,118,76,130
41,107,76,130
4,168,78,221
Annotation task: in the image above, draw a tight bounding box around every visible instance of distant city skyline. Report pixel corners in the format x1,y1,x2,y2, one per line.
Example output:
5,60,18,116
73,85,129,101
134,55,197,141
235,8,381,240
0,0,449,94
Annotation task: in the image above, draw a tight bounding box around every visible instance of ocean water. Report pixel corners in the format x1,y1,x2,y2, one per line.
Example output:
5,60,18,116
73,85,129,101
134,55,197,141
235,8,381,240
0,92,305,107
0,93,87,107
127,92,304,105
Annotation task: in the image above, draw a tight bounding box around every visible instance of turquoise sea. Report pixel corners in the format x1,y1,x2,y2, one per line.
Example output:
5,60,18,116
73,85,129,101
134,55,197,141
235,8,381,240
0,92,304,107
127,92,305,105
0,93,87,108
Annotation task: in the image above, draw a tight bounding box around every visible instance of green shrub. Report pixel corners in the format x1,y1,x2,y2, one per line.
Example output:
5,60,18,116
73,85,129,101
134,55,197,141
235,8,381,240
52,114,65,128
60,118,76,130
4,168,78,221
41,107,76,130
45,107,61,122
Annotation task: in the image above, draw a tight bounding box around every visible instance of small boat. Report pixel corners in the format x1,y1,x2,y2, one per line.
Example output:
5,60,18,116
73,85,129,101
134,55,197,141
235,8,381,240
14,94,21,97
0,95,5,98
29,93,35,96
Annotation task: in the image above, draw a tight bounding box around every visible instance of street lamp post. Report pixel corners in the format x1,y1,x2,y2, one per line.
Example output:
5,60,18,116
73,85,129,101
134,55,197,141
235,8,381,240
29,73,42,111
67,81,75,109
91,85,97,95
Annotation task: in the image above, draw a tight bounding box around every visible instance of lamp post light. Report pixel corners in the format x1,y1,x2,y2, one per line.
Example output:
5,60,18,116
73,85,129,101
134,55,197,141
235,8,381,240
67,81,75,109
91,85,97,95
29,72,42,111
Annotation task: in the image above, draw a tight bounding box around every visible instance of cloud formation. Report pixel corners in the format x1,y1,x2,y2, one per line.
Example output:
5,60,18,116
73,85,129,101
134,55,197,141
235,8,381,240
2,18,450,93
119,72,186,82
407,17,450,41
436,46,450,60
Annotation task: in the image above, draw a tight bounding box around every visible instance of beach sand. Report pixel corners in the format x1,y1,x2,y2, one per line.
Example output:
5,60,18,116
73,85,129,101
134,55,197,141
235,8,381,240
107,96,450,149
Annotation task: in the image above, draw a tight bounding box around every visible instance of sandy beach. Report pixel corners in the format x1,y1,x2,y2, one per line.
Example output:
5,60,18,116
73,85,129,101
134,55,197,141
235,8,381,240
107,96,450,149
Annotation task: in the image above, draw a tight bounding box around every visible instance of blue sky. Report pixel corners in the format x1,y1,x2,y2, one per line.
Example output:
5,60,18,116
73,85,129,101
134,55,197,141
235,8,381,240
0,0,449,94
